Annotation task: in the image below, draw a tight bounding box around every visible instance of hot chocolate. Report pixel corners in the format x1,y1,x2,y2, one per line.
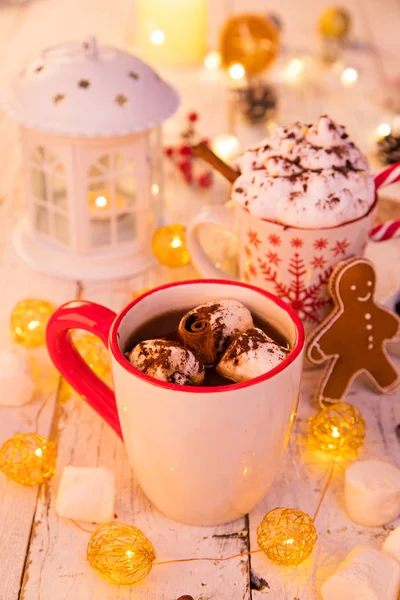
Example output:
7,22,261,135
125,300,289,387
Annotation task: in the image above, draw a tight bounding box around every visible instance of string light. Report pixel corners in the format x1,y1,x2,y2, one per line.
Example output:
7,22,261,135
11,298,55,348
204,51,221,70
308,402,366,459
87,522,156,585
152,224,191,268
376,123,391,140
283,58,305,84
228,63,245,80
72,332,110,379
340,67,358,87
0,433,56,486
211,134,240,162
257,508,317,566
150,30,165,45
151,183,160,196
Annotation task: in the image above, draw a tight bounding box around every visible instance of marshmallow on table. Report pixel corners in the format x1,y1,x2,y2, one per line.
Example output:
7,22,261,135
56,466,115,523
383,527,400,564
321,546,400,600
129,339,204,385
179,299,254,354
217,327,289,383
345,459,400,527
0,345,36,407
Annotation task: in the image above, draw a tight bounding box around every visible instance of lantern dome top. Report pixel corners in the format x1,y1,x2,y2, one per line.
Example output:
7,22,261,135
0,36,180,137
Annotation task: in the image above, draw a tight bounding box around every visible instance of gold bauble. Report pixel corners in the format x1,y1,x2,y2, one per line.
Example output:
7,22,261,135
0,433,56,486
220,14,280,76
257,508,317,566
319,7,351,39
72,332,110,379
11,298,55,348
308,401,366,459
152,224,191,268
87,521,156,586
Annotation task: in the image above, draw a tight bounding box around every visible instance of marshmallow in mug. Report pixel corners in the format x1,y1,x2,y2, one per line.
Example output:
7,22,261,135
129,339,205,386
232,115,375,229
179,299,254,354
217,328,289,383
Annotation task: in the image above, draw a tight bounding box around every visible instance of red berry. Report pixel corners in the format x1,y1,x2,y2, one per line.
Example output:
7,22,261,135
184,171,193,184
188,111,198,123
201,138,210,147
164,146,174,157
177,158,191,172
179,145,192,156
198,172,213,188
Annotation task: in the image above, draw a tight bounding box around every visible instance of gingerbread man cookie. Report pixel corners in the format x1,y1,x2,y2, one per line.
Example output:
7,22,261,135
306,257,400,408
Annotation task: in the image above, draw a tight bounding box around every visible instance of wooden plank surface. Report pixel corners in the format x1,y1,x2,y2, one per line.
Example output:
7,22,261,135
0,0,398,598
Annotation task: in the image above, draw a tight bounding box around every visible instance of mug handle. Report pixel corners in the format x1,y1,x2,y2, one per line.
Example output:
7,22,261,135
187,204,238,279
46,300,123,439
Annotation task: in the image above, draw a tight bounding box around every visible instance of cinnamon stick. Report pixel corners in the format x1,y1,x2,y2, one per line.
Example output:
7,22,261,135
192,142,240,184
178,314,217,366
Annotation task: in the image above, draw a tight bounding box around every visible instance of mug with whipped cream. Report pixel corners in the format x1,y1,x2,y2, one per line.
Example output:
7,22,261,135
187,115,378,332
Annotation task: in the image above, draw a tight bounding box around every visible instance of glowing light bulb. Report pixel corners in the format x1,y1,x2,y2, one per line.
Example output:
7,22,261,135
95,195,108,208
204,50,221,70
331,426,340,438
28,320,40,331
212,134,240,161
34,448,43,457
229,63,245,80
151,183,159,196
340,67,358,87
170,236,182,249
150,30,165,45
376,123,391,139
284,58,305,83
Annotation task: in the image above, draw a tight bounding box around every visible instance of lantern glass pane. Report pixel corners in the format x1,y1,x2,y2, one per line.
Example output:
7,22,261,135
31,169,47,201
54,212,69,245
115,153,135,172
91,219,111,247
117,213,136,243
52,176,68,210
115,175,136,208
98,154,110,169
88,165,104,177
35,204,49,234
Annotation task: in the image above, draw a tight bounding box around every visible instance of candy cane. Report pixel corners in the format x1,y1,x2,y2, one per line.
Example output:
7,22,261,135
370,163,400,242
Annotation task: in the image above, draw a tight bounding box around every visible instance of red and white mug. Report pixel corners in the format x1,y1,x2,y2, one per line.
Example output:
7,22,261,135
187,163,400,333
46,280,304,526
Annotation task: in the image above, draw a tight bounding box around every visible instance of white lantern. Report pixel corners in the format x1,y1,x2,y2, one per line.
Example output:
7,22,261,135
0,37,179,280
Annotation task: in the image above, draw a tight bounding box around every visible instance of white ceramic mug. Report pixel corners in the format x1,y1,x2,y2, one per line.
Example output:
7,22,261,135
187,203,377,333
46,280,304,526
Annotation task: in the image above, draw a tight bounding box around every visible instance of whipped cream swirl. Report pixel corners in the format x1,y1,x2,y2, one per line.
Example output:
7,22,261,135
232,116,375,228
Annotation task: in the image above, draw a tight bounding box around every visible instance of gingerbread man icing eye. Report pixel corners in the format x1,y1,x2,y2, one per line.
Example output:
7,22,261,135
351,285,356,291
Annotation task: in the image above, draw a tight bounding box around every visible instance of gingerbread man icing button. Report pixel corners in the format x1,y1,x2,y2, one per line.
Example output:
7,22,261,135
306,257,400,408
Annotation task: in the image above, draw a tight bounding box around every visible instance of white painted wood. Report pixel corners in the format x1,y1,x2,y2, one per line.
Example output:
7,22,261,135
0,0,399,598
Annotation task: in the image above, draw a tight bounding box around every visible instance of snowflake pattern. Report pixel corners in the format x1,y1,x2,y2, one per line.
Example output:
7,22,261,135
248,263,257,277
291,237,304,249
266,250,282,267
331,238,350,257
314,238,329,251
268,233,281,247
310,255,327,270
258,253,333,323
245,246,252,258
247,229,262,249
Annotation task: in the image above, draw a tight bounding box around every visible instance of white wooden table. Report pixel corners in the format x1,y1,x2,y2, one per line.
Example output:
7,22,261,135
0,1,399,598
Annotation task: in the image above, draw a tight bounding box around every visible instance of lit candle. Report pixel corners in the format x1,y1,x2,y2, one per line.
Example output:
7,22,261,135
136,0,207,68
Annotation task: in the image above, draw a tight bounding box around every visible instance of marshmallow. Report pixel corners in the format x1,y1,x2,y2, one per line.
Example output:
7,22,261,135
216,327,289,382
180,299,254,354
232,115,375,228
56,466,115,523
129,339,204,385
383,527,400,564
345,459,400,527
321,546,400,600
0,345,36,406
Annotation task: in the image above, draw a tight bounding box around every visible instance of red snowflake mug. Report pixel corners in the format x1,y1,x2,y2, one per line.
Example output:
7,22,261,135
187,164,400,333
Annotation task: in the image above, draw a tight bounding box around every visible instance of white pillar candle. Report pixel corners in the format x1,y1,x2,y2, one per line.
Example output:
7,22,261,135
136,0,207,68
